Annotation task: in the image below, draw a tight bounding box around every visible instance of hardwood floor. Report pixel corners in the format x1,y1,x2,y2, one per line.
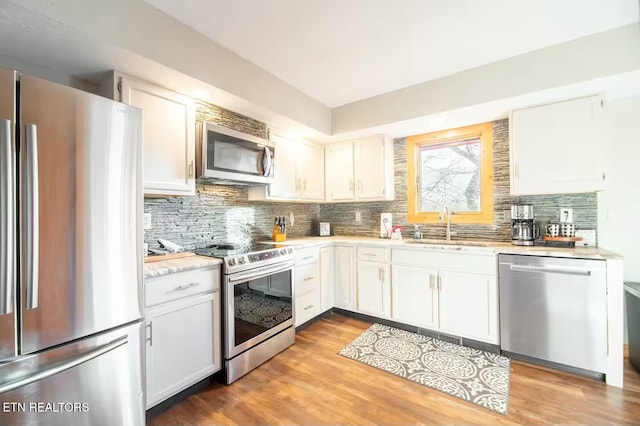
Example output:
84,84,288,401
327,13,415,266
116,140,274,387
148,314,640,425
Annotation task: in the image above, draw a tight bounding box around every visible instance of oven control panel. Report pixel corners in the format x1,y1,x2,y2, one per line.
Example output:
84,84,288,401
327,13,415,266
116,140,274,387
225,247,294,272
248,247,293,263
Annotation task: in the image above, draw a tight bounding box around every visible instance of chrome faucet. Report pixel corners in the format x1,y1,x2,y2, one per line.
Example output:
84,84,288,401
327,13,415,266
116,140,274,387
439,205,453,241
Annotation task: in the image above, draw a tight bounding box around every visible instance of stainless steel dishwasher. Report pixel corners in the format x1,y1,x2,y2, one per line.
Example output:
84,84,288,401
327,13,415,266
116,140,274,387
499,254,607,375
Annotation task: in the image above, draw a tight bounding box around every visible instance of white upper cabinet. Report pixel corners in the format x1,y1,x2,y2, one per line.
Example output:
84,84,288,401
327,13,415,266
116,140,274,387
248,135,325,202
297,142,325,200
355,137,390,200
325,135,394,202
118,74,196,196
510,95,605,195
266,136,299,199
325,142,355,201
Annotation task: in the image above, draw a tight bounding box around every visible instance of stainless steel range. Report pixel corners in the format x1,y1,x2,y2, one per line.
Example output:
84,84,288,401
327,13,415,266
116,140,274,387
195,243,295,384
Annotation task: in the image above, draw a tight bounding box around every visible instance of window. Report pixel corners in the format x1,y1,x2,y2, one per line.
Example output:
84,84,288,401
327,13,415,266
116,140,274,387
407,122,494,224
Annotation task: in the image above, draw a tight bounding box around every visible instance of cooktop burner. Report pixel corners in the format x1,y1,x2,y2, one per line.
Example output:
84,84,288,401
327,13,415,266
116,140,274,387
194,242,295,274
194,242,280,258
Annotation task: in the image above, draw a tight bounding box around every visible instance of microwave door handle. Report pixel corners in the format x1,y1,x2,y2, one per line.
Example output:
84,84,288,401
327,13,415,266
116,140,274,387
262,147,272,177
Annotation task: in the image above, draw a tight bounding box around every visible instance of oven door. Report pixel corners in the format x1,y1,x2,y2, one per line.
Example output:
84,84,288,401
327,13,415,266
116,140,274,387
203,124,274,184
225,261,294,359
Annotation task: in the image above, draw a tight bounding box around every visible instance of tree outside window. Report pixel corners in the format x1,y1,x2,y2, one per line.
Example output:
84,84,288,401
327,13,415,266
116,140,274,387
407,123,494,224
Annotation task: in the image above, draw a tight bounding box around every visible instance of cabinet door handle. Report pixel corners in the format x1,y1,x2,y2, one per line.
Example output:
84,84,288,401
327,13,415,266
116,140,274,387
429,274,435,290
437,275,442,292
379,268,384,283
514,163,519,180
303,277,314,281
303,179,307,191
358,180,363,192
146,321,153,346
188,160,194,178
349,180,354,191
177,282,200,290
304,305,314,310
296,177,301,190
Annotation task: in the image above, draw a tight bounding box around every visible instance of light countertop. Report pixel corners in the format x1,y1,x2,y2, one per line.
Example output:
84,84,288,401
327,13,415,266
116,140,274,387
259,236,622,260
144,255,223,279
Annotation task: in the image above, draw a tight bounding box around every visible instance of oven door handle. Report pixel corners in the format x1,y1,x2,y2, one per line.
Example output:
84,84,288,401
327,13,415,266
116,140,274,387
227,262,294,284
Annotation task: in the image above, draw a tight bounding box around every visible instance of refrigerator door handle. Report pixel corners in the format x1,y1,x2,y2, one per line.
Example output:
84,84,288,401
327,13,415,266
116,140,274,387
0,335,127,394
24,123,39,310
0,118,14,314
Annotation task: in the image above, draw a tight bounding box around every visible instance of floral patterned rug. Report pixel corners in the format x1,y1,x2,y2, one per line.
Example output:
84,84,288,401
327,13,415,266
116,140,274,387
338,323,510,415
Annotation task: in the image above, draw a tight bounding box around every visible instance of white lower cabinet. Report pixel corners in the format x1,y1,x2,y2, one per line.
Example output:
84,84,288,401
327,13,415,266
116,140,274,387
320,246,335,311
334,245,356,310
289,242,498,345
390,248,499,345
438,270,497,343
294,247,321,326
144,266,221,409
391,265,438,329
357,261,391,318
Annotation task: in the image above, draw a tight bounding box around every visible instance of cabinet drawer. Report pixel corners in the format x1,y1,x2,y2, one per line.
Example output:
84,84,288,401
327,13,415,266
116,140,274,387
295,262,320,297
295,289,321,326
296,246,319,265
145,267,220,307
358,246,389,262
391,249,495,275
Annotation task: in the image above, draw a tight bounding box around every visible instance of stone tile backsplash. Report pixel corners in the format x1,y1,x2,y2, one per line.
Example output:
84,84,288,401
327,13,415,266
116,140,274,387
144,184,319,249
145,104,597,246
144,100,320,248
319,119,597,241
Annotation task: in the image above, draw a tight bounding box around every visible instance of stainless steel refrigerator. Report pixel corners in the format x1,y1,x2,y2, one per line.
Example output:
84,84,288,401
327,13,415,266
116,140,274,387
0,67,145,425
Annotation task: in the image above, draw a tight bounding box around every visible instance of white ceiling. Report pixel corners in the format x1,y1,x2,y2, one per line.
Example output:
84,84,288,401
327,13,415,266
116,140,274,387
143,0,639,108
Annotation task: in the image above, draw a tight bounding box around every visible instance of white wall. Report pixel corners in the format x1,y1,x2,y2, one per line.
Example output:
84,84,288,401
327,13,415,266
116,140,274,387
598,95,640,281
1,0,332,136
333,24,640,134
597,95,640,344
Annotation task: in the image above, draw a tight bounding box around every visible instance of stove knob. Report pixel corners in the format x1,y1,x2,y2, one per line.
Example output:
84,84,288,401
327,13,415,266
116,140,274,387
238,257,246,264
228,258,236,266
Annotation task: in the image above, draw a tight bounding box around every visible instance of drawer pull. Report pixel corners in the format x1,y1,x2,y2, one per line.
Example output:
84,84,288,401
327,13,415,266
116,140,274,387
302,256,314,261
304,305,314,310
303,277,314,281
176,282,200,291
363,253,376,256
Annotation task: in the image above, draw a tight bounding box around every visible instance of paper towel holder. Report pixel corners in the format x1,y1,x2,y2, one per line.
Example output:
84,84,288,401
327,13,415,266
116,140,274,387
380,213,392,239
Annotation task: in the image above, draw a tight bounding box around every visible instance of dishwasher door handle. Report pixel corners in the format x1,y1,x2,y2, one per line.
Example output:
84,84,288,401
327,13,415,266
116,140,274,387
509,264,591,276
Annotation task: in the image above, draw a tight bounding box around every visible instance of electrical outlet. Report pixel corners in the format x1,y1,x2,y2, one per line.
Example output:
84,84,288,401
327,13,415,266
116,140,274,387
289,212,295,227
355,211,362,223
143,213,152,230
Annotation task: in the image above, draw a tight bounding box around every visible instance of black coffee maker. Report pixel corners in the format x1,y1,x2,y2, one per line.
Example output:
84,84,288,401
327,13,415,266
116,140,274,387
511,204,538,246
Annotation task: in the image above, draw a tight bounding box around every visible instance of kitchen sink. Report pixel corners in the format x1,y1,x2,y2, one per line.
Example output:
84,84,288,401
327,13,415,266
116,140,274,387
405,239,505,247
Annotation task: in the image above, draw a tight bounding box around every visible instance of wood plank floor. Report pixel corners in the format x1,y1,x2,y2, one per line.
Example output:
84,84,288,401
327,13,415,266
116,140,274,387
148,314,640,425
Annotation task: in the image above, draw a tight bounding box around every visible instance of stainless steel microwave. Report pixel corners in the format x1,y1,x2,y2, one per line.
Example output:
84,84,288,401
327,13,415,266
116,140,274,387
196,122,274,185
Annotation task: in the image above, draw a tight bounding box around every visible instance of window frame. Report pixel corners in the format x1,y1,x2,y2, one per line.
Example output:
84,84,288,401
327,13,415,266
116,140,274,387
407,122,494,224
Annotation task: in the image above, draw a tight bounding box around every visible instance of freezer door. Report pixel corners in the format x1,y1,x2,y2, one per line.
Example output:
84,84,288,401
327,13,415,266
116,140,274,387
0,321,144,426
19,74,143,354
0,67,17,360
